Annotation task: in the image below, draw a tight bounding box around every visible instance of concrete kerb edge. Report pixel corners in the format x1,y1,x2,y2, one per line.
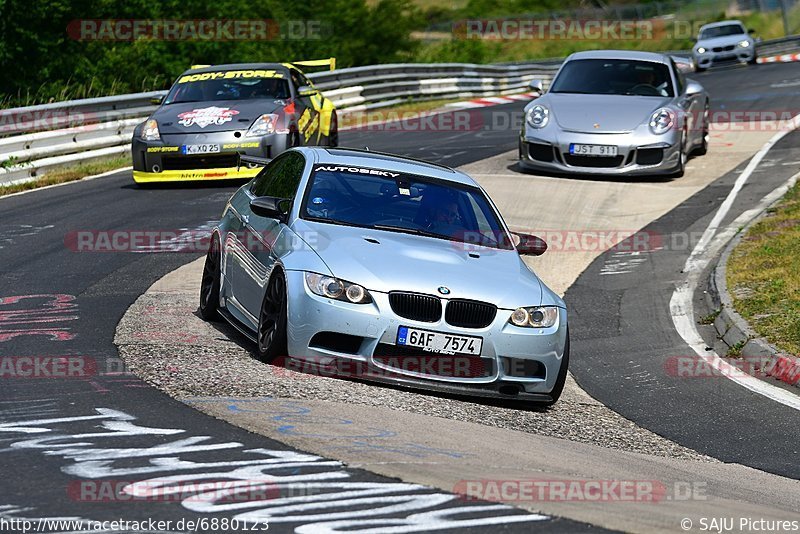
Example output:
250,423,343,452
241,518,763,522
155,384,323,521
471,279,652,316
706,196,800,389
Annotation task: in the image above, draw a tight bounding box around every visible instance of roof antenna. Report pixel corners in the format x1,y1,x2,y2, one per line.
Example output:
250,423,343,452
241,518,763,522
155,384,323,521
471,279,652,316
364,146,370,151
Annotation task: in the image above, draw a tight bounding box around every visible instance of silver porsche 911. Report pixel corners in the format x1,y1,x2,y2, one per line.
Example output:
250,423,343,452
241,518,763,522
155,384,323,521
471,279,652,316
199,147,569,405
519,50,709,177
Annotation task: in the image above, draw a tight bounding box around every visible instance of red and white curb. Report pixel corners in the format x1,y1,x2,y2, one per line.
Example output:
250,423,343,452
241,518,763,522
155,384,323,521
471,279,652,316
764,354,800,386
446,92,538,109
758,52,800,64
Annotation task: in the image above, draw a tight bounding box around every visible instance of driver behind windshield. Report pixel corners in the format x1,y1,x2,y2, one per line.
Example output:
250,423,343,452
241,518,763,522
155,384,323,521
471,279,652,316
632,67,668,96
417,187,465,235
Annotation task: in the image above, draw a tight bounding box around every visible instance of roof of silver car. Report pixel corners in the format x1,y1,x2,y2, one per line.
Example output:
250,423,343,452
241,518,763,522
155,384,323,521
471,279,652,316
299,147,479,186
699,20,745,31
566,50,670,63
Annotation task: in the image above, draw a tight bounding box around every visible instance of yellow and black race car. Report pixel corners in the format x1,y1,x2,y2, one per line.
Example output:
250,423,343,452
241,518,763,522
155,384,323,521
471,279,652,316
131,59,337,183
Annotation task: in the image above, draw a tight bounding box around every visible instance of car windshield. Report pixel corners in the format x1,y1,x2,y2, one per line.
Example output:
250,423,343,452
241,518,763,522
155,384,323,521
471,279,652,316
165,71,291,104
699,24,746,39
550,59,674,97
301,166,514,250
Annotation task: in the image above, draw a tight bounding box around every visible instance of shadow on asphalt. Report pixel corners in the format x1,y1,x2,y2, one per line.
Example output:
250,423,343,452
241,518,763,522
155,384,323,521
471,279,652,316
191,307,554,413
122,179,249,191
507,161,679,183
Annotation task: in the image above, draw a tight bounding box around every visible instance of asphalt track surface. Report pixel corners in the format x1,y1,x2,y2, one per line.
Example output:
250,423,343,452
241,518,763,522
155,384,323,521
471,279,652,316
1,60,799,532
0,104,599,532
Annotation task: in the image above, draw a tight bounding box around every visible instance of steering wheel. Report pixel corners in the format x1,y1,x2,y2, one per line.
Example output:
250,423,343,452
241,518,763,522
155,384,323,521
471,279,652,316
629,84,661,96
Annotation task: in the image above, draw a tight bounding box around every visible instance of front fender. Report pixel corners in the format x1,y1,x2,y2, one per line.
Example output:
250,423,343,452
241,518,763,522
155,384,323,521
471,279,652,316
274,226,332,276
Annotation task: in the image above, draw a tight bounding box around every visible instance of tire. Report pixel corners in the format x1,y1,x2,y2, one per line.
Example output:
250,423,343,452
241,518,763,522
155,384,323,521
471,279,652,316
199,235,222,321
328,111,339,147
539,329,570,407
695,66,706,73
288,130,301,148
256,270,288,363
672,129,687,178
748,55,758,66
693,104,709,156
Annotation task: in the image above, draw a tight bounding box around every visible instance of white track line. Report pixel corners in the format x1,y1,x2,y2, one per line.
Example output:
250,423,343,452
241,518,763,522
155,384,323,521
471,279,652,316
0,167,132,201
669,115,800,410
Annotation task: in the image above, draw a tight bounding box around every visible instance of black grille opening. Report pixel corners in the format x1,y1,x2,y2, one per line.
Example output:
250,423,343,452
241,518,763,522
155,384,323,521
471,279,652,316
309,332,363,354
389,292,441,323
500,357,546,379
445,299,497,328
373,343,494,378
636,148,664,166
161,153,239,170
528,143,554,162
712,45,735,52
563,154,624,168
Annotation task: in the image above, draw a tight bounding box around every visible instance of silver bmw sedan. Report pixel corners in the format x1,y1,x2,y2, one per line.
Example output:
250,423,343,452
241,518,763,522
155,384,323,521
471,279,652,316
200,147,569,405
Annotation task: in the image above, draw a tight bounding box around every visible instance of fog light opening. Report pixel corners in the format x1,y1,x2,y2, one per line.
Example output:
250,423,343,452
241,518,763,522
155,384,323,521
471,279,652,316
151,164,161,173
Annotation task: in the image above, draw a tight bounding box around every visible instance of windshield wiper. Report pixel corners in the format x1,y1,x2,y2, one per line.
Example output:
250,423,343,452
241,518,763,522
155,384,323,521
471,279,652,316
370,224,444,239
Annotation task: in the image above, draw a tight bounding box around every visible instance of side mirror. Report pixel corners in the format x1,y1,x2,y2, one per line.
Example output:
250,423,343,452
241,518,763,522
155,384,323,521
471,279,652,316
250,196,290,221
528,79,544,95
513,232,547,256
685,80,703,96
748,28,755,34
150,95,164,106
297,85,317,97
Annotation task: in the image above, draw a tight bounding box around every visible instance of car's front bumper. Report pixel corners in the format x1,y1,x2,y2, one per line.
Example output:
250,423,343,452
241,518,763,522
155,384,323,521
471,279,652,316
131,130,292,183
519,127,682,176
694,47,755,69
283,270,568,401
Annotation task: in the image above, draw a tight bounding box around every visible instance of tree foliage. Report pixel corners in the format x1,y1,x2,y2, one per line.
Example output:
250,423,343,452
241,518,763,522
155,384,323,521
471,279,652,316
0,0,421,105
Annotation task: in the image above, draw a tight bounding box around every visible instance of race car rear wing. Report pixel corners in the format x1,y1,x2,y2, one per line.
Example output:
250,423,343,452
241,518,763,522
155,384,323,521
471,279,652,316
237,154,271,170
291,57,336,71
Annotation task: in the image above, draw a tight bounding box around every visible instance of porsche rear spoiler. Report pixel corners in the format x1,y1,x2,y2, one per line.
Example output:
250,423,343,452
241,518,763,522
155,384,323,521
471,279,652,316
237,154,271,170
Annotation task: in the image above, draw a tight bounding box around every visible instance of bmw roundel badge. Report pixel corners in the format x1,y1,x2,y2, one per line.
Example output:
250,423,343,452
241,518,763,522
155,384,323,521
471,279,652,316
437,286,451,295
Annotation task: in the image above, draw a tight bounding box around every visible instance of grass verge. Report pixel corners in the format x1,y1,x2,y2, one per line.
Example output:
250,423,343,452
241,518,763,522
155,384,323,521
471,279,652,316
0,156,130,197
727,183,800,355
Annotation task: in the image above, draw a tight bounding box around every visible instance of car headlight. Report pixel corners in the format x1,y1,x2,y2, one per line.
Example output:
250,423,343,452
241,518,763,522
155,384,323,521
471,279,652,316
247,114,282,137
305,272,372,304
526,105,549,129
696,47,707,54
509,306,559,328
141,119,160,141
649,108,674,135
738,40,750,48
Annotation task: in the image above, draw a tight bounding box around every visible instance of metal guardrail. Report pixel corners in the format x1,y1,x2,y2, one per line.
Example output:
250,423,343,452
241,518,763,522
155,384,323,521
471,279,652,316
3,33,799,185
0,61,558,185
